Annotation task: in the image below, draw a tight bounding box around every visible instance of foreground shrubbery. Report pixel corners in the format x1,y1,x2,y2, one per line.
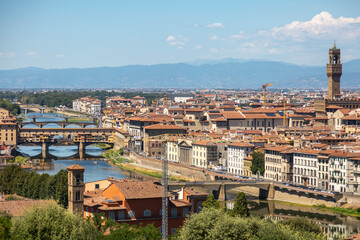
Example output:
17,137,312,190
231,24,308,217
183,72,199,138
175,192,324,240
176,208,324,240
1,204,161,240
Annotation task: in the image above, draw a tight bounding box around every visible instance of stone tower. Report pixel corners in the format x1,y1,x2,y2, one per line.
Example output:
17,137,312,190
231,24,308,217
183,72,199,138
327,42,342,100
67,164,85,216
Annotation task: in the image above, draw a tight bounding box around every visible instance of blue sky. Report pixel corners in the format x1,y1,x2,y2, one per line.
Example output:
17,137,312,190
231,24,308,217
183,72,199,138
1,0,360,69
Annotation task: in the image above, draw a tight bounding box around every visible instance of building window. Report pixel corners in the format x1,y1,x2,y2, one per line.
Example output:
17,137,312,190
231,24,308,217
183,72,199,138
171,228,177,235
109,211,115,220
76,190,80,201
171,208,177,217
183,207,189,217
95,184,100,189
144,209,151,217
118,211,124,220
197,201,203,213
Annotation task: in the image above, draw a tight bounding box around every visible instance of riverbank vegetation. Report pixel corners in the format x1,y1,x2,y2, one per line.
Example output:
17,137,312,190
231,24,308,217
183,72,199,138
250,151,265,175
314,204,360,218
0,165,68,207
0,90,164,108
0,99,20,115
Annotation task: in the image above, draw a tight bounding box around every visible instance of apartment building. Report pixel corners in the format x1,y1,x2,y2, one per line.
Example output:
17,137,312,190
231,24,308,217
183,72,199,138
192,141,218,168
72,97,101,115
264,146,293,182
227,142,254,176
292,149,320,188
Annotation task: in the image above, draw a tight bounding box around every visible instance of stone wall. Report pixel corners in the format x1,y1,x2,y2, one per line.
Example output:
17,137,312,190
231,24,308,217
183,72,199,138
130,152,210,181
272,189,336,207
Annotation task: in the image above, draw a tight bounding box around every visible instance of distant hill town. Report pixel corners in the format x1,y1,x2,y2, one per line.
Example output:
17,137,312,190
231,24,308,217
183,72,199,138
0,58,360,89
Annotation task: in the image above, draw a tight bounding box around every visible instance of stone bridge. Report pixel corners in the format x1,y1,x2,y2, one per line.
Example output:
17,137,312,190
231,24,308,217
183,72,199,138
168,181,341,203
19,128,115,158
20,121,98,128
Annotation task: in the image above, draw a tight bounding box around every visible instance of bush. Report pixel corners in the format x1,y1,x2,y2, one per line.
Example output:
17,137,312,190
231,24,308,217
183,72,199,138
176,208,325,240
11,204,99,240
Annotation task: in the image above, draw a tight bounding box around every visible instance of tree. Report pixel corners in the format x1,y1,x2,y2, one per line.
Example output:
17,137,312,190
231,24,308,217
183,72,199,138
11,204,100,240
250,151,265,175
103,222,161,240
202,194,221,209
279,217,322,235
230,192,249,217
0,211,12,240
176,208,324,240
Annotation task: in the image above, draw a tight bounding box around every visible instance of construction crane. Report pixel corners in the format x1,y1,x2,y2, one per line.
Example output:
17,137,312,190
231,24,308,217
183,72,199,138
283,96,286,127
262,83,273,108
141,134,172,239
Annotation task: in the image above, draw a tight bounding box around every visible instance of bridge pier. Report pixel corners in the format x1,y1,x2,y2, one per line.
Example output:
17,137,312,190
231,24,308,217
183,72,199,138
42,141,49,159
24,108,28,115
78,141,86,160
40,108,45,114
218,183,226,201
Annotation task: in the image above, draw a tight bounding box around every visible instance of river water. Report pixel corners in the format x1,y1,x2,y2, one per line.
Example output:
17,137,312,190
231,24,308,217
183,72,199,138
16,113,360,239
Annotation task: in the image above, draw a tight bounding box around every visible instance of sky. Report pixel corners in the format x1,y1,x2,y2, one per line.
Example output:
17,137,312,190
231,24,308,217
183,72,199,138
0,0,360,70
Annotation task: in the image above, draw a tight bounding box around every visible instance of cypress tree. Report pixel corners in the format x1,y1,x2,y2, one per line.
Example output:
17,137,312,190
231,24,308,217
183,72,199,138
230,192,249,217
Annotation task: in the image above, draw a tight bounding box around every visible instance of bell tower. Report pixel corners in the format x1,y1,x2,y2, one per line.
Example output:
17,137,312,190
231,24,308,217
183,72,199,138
327,42,342,100
67,164,85,217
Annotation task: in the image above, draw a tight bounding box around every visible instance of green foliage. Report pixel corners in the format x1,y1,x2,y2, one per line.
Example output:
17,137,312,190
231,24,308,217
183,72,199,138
202,194,221,210
230,192,249,217
279,217,322,235
0,165,68,208
176,208,325,240
0,99,20,115
0,211,12,240
104,223,161,240
250,151,265,175
11,204,100,240
0,90,164,108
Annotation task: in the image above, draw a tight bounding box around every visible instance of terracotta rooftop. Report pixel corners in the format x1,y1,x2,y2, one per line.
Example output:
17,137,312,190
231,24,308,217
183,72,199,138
143,124,187,130
112,181,163,199
0,199,55,216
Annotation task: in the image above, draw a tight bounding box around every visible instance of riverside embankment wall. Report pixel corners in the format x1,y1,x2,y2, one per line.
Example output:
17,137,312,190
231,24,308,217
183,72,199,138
130,152,211,181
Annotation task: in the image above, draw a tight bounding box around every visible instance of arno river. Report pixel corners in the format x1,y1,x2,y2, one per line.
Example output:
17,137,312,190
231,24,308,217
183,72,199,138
16,113,360,239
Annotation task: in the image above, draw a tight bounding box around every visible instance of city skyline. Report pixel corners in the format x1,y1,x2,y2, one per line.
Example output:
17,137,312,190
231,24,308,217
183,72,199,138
1,0,360,70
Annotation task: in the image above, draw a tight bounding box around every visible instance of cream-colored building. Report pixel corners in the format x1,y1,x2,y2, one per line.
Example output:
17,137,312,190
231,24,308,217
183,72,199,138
0,117,18,146
264,146,293,182
192,141,218,168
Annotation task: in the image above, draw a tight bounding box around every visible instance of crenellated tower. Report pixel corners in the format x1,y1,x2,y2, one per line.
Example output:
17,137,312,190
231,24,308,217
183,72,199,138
327,42,342,100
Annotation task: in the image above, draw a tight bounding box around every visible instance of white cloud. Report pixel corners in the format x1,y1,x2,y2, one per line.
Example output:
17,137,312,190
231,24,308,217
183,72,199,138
209,35,218,41
210,48,218,53
27,51,36,56
166,35,189,48
207,22,225,28
56,54,64,58
263,11,360,41
0,52,3,57
169,41,185,46
166,35,176,42
194,45,202,49
194,24,199,28
230,31,246,40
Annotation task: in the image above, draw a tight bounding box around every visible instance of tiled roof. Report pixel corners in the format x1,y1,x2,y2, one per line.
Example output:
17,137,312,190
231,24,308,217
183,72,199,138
112,181,163,199
67,164,85,170
0,199,55,216
143,124,187,130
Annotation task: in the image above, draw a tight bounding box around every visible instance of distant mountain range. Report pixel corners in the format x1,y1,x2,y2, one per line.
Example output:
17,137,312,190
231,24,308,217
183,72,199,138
1,59,360,89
